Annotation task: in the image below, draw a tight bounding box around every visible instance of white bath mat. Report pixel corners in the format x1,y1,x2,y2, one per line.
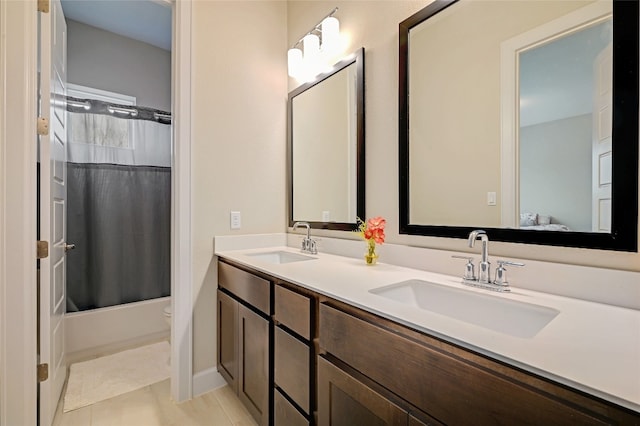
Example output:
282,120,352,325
63,341,170,412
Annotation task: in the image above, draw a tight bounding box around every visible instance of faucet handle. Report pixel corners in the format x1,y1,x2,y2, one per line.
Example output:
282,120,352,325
493,260,524,287
452,255,476,281
307,238,318,255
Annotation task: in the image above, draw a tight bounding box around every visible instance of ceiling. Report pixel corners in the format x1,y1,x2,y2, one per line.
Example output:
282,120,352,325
60,0,172,51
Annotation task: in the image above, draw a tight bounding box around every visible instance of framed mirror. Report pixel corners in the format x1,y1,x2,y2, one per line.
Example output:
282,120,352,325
288,47,365,230
399,0,638,251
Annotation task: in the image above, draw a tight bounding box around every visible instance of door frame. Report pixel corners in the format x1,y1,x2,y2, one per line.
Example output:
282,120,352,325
0,0,194,423
171,0,194,403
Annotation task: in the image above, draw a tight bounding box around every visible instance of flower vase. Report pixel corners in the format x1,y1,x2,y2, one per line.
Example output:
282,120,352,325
364,252,379,265
364,241,378,265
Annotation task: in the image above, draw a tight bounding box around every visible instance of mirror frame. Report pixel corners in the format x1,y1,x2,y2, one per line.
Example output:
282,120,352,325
288,47,365,231
399,0,639,251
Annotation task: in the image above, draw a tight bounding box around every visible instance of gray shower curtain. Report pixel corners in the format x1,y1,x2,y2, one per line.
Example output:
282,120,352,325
64,95,173,312
66,162,171,311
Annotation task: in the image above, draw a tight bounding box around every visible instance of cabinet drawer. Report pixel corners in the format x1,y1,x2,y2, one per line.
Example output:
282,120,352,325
218,261,271,314
319,303,611,425
275,284,312,339
275,326,310,413
274,389,309,426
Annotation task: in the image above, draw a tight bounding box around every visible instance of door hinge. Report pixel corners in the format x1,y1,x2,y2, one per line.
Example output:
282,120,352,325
37,363,49,382
37,117,49,136
37,0,50,13
37,241,49,259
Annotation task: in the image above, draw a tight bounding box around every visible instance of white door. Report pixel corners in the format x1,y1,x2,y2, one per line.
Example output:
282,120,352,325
39,0,68,424
592,44,613,232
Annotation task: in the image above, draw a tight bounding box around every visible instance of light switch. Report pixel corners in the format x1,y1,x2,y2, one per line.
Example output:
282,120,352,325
487,192,497,206
230,211,241,229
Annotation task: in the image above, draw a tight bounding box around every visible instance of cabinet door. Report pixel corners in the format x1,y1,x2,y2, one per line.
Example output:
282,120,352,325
409,416,428,426
217,289,238,393
317,356,407,426
409,413,442,426
238,304,270,426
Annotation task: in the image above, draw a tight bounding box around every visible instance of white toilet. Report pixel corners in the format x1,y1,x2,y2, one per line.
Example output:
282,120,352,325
163,304,171,327
163,304,172,366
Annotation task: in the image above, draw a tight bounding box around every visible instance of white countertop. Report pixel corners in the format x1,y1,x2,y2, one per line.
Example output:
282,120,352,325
215,244,640,413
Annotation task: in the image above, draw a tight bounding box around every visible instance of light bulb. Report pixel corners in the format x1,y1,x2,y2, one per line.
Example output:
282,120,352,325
302,34,321,81
321,16,340,55
287,48,303,78
303,34,320,60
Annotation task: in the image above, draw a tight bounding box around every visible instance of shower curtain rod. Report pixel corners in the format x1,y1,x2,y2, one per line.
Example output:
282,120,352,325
66,95,172,124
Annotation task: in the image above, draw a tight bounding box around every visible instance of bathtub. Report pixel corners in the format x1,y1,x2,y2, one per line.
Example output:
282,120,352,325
65,296,170,362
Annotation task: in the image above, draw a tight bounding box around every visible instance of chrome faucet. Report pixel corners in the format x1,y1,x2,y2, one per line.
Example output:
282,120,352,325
468,230,490,284
293,221,317,254
452,230,525,292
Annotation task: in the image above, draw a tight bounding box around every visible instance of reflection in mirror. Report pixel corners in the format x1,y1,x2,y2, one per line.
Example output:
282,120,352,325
399,0,638,250
289,48,365,230
509,5,612,233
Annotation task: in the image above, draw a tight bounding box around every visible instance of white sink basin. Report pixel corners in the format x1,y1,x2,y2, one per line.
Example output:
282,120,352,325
369,279,559,338
246,250,316,264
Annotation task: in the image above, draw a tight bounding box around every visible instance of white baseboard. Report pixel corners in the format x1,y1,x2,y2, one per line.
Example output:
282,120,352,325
192,367,227,397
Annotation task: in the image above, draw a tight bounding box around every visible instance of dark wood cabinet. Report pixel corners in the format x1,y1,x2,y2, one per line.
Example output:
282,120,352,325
318,301,639,425
217,260,272,426
216,289,238,393
317,356,408,426
274,284,312,339
216,258,639,426
275,389,309,426
273,283,316,425
274,326,310,412
238,303,269,425
218,260,270,314
408,415,431,426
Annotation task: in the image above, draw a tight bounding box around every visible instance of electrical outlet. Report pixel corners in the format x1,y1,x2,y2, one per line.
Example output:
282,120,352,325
230,211,241,229
322,211,331,222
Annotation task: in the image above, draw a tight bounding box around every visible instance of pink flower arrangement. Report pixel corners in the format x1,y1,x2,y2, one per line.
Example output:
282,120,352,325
357,216,386,259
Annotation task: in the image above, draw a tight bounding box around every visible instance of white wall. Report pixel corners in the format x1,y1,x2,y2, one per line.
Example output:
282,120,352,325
67,20,171,111
191,1,287,373
287,0,640,272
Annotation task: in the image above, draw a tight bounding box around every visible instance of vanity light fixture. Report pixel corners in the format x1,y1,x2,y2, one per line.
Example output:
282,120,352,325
288,7,343,82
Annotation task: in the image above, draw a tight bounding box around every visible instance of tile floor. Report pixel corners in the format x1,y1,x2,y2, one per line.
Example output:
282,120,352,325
53,379,257,426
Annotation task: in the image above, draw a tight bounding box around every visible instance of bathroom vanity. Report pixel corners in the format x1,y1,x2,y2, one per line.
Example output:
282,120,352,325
215,245,640,425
